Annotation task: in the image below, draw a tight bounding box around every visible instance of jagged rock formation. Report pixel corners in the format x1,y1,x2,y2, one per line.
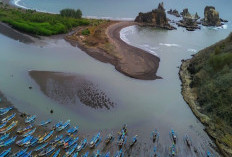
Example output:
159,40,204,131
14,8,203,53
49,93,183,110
202,6,221,26
180,8,191,17
167,9,180,17
135,3,176,30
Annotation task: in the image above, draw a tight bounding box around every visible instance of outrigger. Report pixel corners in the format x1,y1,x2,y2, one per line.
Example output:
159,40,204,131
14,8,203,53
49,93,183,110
39,119,52,127
25,115,36,123
105,133,114,145
151,129,159,143
130,135,138,147
17,124,33,134
0,148,11,157
89,132,101,148
170,129,177,144
76,138,87,152
114,149,123,157
1,113,16,123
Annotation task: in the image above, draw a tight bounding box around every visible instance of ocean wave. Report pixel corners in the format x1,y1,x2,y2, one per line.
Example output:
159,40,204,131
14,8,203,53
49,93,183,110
12,0,28,9
187,49,197,53
159,43,181,47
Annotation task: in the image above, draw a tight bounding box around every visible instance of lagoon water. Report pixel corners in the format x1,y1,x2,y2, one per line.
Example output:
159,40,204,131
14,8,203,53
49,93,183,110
1,0,232,156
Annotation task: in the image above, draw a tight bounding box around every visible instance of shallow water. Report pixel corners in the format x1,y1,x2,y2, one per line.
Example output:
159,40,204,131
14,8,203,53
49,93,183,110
1,0,232,156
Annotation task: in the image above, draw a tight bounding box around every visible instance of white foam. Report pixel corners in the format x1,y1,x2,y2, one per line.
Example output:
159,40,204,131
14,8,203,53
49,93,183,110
159,43,181,47
13,0,28,9
187,49,197,53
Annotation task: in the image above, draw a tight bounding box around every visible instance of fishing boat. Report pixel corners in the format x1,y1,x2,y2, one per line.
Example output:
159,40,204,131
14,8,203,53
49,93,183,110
67,126,78,135
0,107,13,116
16,135,33,146
207,151,214,157
34,142,48,152
0,122,7,129
17,124,33,134
25,136,39,147
130,135,138,147
105,133,114,145
25,115,36,123
57,120,70,132
39,119,52,127
184,135,191,147
21,127,36,137
170,129,177,144
72,152,79,157
21,151,32,157
1,113,16,123
153,146,160,157
81,152,89,157
76,138,87,152
41,130,54,143
58,135,72,146
0,148,11,157
12,148,28,157
117,132,127,147
114,149,123,157
151,129,159,143
0,135,17,147
170,144,176,156
0,121,18,134
64,143,78,156
105,152,110,157
63,136,79,149
0,133,10,142
93,150,101,157
89,132,101,148
51,149,60,157
50,135,63,145
52,121,63,130
38,145,56,156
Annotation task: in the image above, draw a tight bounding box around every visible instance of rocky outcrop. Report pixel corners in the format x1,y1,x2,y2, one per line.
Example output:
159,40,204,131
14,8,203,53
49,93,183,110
180,8,191,17
202,6,221,26
135,3,176,30
167,9,180,17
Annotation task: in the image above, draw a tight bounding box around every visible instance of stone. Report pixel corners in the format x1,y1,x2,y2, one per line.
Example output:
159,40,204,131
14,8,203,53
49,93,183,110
202,6,221,26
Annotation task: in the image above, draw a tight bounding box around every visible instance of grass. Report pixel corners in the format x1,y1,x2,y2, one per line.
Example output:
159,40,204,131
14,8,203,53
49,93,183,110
0,4,102,36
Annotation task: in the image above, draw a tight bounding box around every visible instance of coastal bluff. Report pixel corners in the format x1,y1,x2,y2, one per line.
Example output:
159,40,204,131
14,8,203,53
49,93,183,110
135,3,176,30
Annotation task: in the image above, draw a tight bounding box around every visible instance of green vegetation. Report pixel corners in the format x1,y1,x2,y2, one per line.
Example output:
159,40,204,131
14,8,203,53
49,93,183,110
0,4,100,36
81,28,90,35
60,8,82,19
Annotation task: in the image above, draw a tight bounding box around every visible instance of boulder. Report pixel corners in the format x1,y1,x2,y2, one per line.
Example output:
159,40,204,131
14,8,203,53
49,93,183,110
180,8,191,17
202,6,221,26
167,9,181,17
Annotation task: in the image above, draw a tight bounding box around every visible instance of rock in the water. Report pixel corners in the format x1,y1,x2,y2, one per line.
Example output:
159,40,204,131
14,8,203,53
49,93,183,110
135,2,176,30
180,8,191,17
202,6,221,26
167,9,180,17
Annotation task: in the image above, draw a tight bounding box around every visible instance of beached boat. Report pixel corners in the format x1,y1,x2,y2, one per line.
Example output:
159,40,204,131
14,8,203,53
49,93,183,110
57,120,70,132
0,121,18,134
39,119,52,127
81,152,89,157
67,126,78,135
130,135,138,147
114,149,123,157
0,133,10,142
151,129,159,143
50,135,63,145
105,133,114,145
12,148,28,157
34,142,48,152
25,115,36,123
17,124,33,134
25,136,39,147
64,143,78,156
58,135,72,146
1,113,16,123
0,107,13,116
0,147,11,157
21,127,36,137
63,136,79,149
170,129,177,144
0,135,17,147
16,135,33,146
51,149,60,157
93,150,101,157
40,130,54,143
76,138,87,152
38,145,56,156
89,132,101,148
52,121,63,130
0,122,7,129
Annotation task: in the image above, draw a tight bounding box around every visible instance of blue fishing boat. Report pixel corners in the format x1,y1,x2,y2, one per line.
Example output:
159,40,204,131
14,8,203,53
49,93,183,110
67,126,78,135
63,136,79,149
72,152,78,157
21,151,32,157
151,129,159,143
0,133,10,142
1,113,16,123
130,135,138,147
25,136,39,147
38,145,56,156
89,132,101,148
16,135,33,146
25,115,36,123
12,148,28,157
58,135,72,146
50,134,63,145
34,142,48,152
153,146,160,157
76,138,87,152
81,152,89,157
170,129,177,144
57,120,70,132
17,124,33,134
94,150,101,157
0,107,13,116
40,130,54,143
0,122,7,129
22,127,36,137
51,149,60,157
0,148,11,157
39,119,52,127
64,143,78,156
105,133,114,145
207,151,214,157
117,132,127,147
0,135,17,147
105,152,110,157
170,144,176,156
114,149,123,157
52,121,63,130
0,121,18,134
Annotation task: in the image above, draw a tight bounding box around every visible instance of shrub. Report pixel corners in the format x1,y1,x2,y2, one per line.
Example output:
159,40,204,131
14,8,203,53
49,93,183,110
60,8,82,19
81,28,90,35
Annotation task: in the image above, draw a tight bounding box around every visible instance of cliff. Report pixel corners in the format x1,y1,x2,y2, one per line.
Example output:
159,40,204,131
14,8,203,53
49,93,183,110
202,6,221,26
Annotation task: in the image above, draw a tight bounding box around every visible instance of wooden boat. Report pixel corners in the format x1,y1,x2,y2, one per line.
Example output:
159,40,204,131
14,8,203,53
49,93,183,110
21,151,32,157
0,121,18,134
51,149,60,157
170,144,176,156
0,107,13,116
117,132,127,147
76,138,87,152
58,135,72,146
12,148,28,157
93,150,101,157
114,149,123,157
63,136,79,149
52,121,63,130
25,136,39,147
0,135,17,147
1,113,16,123
72,152,78,157
38,133,48,143
50,135,63,145
207,151,214,157
0,122,7,129
64,143,78,156
170,129,177,144
0,147,11,157
89,132,101,148
57,120,70,132
21,127,36,137
67,126,78,135
17,124,33,134
105,152,110,157
40,119,52,127
34,142,48,152
25,115,36,123
16,135,33,146
0,133,10,142
41,130,54,143
38,145,56,156
81,152,89,157
130,135,138,147
105,133,114,145
184,135,191,147
151,129,159,143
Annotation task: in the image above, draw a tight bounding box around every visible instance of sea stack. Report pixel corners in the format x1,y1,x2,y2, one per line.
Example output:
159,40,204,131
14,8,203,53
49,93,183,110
135,2,176,30
202,6,221,26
